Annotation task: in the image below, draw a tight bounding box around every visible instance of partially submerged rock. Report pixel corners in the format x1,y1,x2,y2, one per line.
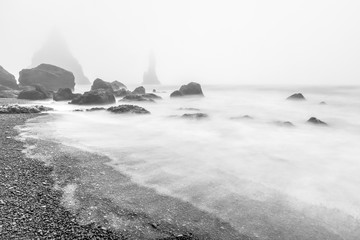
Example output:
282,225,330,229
86,107,106,111
0,66,18,89
182,113,208,119
230,115,253,120
178,107,200,111
113,88,132,97
53,88,80,101
170,82,204,97
274,121,295,127
91,78,113,92
19,64,75,91
120,94,155,103
0,104,53,114
70,89,115,105
142,93,162,99
287,93,306,100
319,101,327,105
307,117,327,125
132,86,146,95
18,85,51,100
107,105,150,114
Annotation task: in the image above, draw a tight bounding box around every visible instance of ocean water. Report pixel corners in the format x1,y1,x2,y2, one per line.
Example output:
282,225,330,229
19,85,360,238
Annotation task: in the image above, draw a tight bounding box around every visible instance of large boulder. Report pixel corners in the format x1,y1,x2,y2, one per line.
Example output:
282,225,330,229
19,64,75,91
70,89,115,105
53,88,80,101
111,81,126,90
91,78,113,92
107,105,150,114
18,85,51,100
170,82,204,97
132,86,146,95
287,93,306,100
0,66,18,89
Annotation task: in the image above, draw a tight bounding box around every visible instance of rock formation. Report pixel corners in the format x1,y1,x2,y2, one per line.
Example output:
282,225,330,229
91,78,114,92
120,95,155,103
142,53,160,85
19,64,75,91
307,117,327,125
0,66,18,89
132,86,146,95
111,81,126,90
287,93,306,100
170,82,204,97
18,85,51,100
31,31,90,85
70,89,115,105
107,105,150,114
53,88,80,101
0,105,53,114
181,113,208,119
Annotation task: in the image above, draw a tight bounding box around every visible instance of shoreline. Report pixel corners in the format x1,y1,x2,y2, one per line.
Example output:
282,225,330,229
1,113,251,239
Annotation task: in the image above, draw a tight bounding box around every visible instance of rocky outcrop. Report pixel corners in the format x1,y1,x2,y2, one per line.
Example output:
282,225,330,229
18,85,51,100
19,64,75,91
181,113,208,119
91,78,113,92
53,88,80,101
287,93,306,100
142,93,162,99
31,31,90,85
274,121,294,127
107,105,150,114
307,117,327,125
0,105,53,114
142,53,160,85
170,82,204,97
70,89,115,105
0,66,18,89
111,81,126,90
113,89,132,97
120,95,155,103
132,86,146,95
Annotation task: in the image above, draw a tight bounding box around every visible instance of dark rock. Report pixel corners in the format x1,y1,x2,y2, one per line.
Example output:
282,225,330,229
132,86,146,95
120,95,155,103
107,105,150,114
274,121,294,127
0,105,53,114
182,113,208,119
287,93,306,100
307,117,327,125
70,89,115,105
18,85,51,100
91,78,113,92
86,107,106,111
0,66,18,89
142,93,162,99
142,53,160,85
19,64,75,91
170,90,183,98
113,88,132,97
53,88,78,101
153,89,156,92
110,81,126,90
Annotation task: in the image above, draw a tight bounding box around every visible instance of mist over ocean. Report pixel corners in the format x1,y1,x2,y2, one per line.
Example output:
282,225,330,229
18,84,360,239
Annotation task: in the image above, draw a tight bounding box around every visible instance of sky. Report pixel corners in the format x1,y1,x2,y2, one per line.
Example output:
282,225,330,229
0,0,359,85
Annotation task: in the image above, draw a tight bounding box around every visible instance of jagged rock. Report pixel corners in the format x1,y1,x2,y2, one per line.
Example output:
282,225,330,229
0,104,53,114
18,85,51,100
107,105,150,114
31,31,90,84
182,113,208,119
170,82,204,97
91,78,113,92
0,66,18,89
70,89,115,105
113,89,132,97
307,117,327,125
132,86,146,95
120,95,155,103
19,64,75,91
53,88,80,101
142,93,162,99
111,81,126,90
287,93,306,100
142,53,160,85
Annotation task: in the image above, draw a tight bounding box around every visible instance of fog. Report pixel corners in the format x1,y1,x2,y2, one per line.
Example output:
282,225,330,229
1,0,360,85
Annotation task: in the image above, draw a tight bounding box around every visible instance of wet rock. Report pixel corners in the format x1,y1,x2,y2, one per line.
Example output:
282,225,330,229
53,88,80,101
287,93,306,100
91,78,113,92
171,82,204,98
307,117,327,125
86,107,106,111
18,85,51,100
120,94,155,102
0,66,18,89
142,93,162,99
274,121,294,127
19,64,75,91
0,105,53,114
111,81,126,90
182,113,208,119
170,90,183,98
107,105,150,114
70,89,115,105
113,88,132,97
132,86,146,95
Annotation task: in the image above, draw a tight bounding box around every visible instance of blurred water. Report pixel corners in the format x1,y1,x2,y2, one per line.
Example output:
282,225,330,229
20,85,360,237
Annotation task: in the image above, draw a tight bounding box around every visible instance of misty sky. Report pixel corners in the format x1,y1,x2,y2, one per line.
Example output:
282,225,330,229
0,0,359,85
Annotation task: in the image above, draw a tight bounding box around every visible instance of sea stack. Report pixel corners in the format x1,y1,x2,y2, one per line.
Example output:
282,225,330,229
31,30,90,85
142,52,160,85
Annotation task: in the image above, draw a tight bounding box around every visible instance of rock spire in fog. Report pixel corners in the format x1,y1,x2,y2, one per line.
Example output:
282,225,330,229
31,30,90,85
142,52,160,85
